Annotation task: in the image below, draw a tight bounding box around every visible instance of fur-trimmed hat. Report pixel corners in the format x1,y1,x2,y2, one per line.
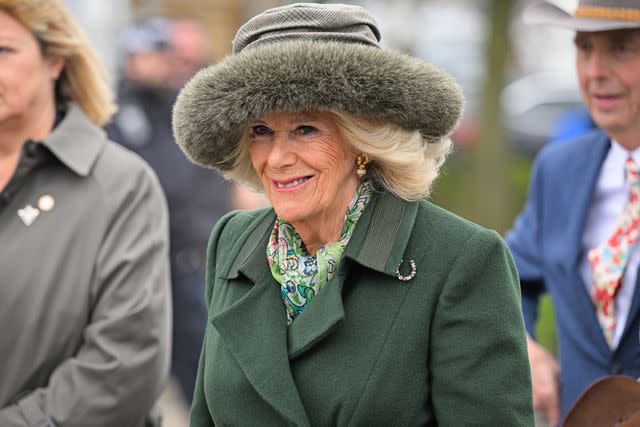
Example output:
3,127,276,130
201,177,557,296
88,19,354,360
523,0,640,32
172,3,464,171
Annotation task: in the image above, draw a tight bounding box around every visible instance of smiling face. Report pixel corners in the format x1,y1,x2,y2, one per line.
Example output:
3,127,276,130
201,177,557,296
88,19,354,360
248,110,359,230
0,9,63,130
575,29,640,147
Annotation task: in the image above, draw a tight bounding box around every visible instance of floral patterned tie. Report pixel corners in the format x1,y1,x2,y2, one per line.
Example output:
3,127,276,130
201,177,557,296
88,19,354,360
588,155,640,347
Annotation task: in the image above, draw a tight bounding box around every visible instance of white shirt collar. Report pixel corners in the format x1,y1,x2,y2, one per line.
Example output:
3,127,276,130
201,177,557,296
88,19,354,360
602,140,640,187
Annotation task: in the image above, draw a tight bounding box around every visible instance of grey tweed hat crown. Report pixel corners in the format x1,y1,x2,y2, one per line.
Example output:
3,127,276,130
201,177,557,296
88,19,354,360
172,3,464,171
232,3,380,53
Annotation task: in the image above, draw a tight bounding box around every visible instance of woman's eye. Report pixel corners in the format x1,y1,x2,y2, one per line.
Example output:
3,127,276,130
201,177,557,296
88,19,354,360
251,125,271,136
297,125,317,135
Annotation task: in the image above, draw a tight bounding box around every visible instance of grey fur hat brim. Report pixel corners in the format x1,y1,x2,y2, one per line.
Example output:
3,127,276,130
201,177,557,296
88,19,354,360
172,40,464,171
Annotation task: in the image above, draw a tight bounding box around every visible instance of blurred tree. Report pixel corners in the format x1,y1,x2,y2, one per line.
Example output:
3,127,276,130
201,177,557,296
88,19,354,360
467,0,517,233
430,0,522,234
469,0,558,356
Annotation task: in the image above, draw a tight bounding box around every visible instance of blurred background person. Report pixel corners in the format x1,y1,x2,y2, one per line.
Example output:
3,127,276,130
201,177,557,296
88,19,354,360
169,18,208,89
167,17,270,212
0,0,171,426
507,0,640,424
105,18,238,406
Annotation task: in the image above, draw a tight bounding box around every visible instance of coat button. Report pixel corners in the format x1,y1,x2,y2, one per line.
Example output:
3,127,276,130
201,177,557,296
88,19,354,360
24,140,39,157
610,362,622,374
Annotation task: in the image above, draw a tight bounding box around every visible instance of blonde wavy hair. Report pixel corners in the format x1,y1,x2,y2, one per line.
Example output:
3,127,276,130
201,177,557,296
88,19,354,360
226,110,452,201
0,0,116,126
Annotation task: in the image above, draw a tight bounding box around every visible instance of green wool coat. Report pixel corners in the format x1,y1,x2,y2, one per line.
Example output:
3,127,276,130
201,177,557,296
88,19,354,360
190,191,534,426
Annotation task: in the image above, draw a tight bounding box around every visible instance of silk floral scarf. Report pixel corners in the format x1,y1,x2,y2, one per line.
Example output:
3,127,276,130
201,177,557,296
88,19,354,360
267,180,374,324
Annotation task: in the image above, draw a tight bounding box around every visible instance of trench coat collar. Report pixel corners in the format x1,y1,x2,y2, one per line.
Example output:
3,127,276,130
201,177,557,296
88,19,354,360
213,190,418,425
43,103,106,177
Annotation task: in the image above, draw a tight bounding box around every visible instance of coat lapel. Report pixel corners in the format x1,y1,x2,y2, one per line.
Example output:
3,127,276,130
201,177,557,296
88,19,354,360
213,211,311,426
211,191,418,422
287,272,345,360
620,271,640,347
563,132,610,272
559,133,611,347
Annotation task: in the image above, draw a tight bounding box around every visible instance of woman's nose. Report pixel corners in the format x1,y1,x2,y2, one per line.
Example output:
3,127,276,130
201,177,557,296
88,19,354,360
267,133,296,167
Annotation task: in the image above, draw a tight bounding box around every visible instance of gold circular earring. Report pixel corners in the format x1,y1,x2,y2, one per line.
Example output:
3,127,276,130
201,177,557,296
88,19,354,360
356,154,369,178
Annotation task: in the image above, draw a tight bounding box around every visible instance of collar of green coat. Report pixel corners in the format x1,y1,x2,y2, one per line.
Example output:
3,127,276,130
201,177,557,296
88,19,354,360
220,189,419,282
211,190,419,425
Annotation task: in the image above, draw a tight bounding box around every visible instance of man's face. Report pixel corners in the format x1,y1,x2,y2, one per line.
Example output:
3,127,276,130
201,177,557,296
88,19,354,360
126,50,174,90
575,29,640,146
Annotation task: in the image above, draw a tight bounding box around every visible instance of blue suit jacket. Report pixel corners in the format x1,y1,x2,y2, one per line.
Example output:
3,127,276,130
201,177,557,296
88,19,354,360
506,129,640,417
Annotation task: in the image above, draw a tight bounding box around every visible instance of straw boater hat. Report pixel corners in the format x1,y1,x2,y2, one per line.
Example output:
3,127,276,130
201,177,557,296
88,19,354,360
562,375,640,427
172,3,463,171
523,0,640,31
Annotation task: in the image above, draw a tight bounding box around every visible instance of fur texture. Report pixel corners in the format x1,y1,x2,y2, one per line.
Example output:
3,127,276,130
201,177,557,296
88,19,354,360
172,41,464,171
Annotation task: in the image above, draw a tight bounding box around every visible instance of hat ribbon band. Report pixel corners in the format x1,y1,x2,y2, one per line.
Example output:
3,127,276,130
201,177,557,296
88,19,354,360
574,6,640,22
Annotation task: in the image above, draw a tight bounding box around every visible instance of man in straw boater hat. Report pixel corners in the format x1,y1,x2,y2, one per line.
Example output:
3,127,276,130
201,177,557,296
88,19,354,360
506,0,640,424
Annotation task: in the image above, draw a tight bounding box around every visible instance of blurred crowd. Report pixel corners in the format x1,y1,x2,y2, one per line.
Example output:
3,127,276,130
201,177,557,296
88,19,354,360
7,0,640,426
106,17,266,426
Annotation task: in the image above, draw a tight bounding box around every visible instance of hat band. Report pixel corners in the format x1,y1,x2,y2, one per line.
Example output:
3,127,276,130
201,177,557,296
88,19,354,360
574,6,640,22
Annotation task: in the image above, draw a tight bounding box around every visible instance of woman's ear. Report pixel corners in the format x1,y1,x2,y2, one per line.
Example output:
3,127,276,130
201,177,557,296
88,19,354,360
47,55,65,81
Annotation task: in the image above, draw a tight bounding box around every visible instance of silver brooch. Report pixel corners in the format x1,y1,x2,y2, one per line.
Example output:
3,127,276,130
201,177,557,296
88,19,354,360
395,258,416,282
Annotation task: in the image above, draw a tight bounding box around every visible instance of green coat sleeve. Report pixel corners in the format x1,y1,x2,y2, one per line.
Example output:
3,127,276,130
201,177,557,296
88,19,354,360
189,210,242,427
430,229,534,426
190,339,212,427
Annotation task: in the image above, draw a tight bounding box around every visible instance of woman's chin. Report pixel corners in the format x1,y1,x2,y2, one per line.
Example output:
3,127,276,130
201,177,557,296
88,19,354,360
272,204,308,224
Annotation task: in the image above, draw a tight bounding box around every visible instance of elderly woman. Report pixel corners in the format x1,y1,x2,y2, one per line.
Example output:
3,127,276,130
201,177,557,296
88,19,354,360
173,3,534,426
0,1,170,426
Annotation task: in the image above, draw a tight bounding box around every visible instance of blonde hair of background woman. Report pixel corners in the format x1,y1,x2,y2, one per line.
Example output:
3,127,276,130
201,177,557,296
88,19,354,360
0,0,116,126
227,111,453,202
